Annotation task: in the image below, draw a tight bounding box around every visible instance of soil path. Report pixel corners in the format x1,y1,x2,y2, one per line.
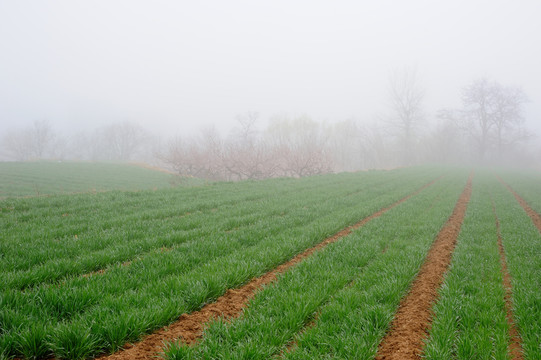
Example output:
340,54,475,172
498,177,541,233
492,200,524,360
99,178,440,360
281,238,391,357
375,174,472,360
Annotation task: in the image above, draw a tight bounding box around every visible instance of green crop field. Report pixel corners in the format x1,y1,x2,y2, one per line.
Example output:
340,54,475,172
0,162,178,198
1,165,540,360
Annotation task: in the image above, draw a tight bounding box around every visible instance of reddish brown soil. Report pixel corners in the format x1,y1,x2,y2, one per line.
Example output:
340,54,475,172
282,241,391,357
99,178,440,360
375,175,473,360
492,200,524,360
498,177,541,233
80,246,176,281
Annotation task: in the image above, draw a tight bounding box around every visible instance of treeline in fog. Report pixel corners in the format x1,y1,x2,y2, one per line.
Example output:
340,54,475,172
1,121,158,164
1,77,538,178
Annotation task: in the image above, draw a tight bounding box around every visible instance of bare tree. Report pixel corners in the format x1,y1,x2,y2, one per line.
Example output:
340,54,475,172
235,112,259,146
328,120,362,172
91,121,150,161
198,126,225,179
2,128,33,160
156,128,221,179
460,78,496,161
387,67,424,165
358,121,392,169
1,120,56,160
158,115,280,181
450,78,529,162
66,131,93,160
223,112,280,180
423,119,465,164
266,116,332,177
491,84,529,159
157,136,195,176
31,120,55,158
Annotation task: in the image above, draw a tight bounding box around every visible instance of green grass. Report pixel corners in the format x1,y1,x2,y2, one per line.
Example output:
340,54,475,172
3,166,540,360
0,161,176,198
281,172,469,360
497,168,541,215
0,167,444,359
163,171,468,359
0,170,422,288
491,175,541,360
423,173,509,359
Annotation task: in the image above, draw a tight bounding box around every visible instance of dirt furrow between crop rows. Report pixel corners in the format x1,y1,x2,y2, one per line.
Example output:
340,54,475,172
492,200,524,360
72,188,375,282
281,241,391,357
498,177,541,233
375,174,472,360
100,178,440,360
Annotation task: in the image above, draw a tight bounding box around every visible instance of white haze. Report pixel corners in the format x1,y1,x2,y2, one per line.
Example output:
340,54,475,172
1,0,540,141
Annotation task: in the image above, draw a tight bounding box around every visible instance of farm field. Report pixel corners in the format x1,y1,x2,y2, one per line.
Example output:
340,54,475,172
0,162,177,198
1,165,540,360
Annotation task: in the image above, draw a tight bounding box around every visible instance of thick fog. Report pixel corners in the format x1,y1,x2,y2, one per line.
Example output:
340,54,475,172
1,1,540,171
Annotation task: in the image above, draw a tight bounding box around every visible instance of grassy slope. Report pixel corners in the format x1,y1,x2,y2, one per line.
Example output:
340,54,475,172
0,162,175,198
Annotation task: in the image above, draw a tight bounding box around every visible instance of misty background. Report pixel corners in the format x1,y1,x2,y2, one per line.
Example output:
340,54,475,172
1,1,540,176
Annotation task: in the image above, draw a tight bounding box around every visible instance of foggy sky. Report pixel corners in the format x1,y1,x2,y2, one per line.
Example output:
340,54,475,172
1,0,540,138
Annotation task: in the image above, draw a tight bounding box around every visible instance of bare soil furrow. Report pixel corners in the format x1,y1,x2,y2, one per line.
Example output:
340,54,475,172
375,174,472,360
492,200,524,360
281,236,391,357
100,178,440,360
73,190,372,282
498,177,541,233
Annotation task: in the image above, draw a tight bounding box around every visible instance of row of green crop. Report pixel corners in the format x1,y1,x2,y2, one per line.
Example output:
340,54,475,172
0,168,445,359
3,172,422,358
2,171,400,259
0,169,431,289
161,170,541,360
496,169,541,215
1,172,343,273
1,171,387,277
490,175,541,359
6,167,537,360
0,162,175,198
2,175,402,301
423,173,510,359
424,172,541,360
163,171,469,359
1,177,352,287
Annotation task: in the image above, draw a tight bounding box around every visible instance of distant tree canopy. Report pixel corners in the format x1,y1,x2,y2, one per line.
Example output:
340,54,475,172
1,120,55,161
387,67,425,165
